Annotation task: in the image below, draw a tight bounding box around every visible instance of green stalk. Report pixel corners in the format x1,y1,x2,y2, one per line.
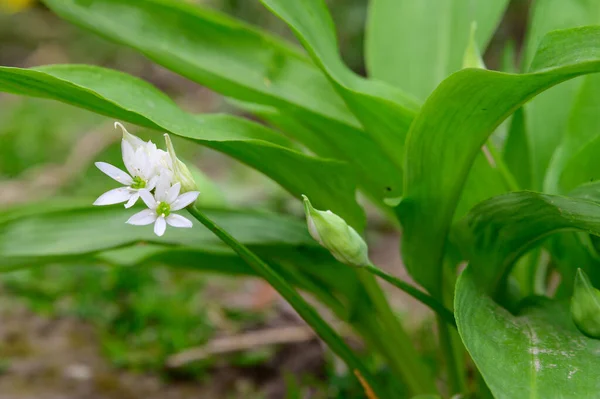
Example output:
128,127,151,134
357,270,438,395
363,263,456,327
187,206,382,396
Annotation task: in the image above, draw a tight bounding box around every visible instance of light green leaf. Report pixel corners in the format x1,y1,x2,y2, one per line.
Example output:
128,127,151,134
502,107,531,189
0,65,364,229
571,268,600,338
456,267,600,399
260,0,420,171
457,191,600,293
365,0,509,100
523,0,600,191
549,75,600,192
41,0,359,130
397,26,600,295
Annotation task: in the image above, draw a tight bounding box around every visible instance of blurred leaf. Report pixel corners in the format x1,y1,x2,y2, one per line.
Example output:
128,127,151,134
260,0,420,175
456,190,600,293
502,107,531,189
456,267,600,399
397,26,600,295
0,65,365,229
523,0,600,191
41,0,358,129
549,75,600,192
365,0,509,100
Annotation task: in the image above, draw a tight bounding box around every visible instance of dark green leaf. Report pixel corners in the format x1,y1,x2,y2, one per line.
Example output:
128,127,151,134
457,191,600,293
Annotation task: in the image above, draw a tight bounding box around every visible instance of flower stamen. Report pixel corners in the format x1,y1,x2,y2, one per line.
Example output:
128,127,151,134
156,201,171,217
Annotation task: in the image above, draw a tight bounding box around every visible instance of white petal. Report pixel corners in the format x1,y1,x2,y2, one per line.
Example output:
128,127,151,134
124,192,140,208
171,191,200,211
95,162,133,185
147,175,158,191
126,209,157,226
121,140,137,177
166,182,181,204
155,173,172,202
166,213,193,228
154,216,167,236
93,187,132,206
139,190,157,209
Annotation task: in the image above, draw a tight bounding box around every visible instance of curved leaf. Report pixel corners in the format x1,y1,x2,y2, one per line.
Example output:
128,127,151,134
260,0,420,172
456,268,600,399
397,26,600,294
457,191,600,292
523,0,600,190
365,0,509,100
41,0,358,129
0,65,365,228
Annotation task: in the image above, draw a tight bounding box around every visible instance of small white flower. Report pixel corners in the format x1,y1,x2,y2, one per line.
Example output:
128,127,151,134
126,174,200,237
94,125,167,208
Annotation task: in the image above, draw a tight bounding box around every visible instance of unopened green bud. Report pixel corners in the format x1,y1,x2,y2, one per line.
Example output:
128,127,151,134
571,269,600,338
302,195,370,267
462,22,486,70
164,133,198,193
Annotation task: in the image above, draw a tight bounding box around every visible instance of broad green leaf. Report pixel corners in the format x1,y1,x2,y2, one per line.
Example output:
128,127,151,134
457,191,600,293
365,0,509,100
260,0,420,170
397,26,600,295
0,65,365,229
456,268,600,399
41,0,359,130
523,0,600,191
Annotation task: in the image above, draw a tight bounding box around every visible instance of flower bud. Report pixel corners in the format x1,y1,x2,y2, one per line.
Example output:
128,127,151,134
571,269,600,338
302,195,370,267
164,133,198,193
462,22,486,70
115,122,146,149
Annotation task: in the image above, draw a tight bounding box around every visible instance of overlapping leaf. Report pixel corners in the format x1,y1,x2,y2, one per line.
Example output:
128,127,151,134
260,0,419,175
0,65,364,228
456,268,600,399
397,26,600,295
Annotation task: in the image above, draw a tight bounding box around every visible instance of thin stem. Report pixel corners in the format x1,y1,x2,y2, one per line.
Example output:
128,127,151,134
357,270,438,395
438,317,466,396
187,206,383,397
363,263,456,328
484,142,520,191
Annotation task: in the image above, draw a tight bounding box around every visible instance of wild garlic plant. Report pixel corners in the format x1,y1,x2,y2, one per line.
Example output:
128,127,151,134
4,0,600,398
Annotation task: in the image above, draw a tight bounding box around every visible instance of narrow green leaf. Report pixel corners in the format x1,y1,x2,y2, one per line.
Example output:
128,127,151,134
365,0,509,100
0,65,364,228
502,107,532,189
456,267,600,399
260,0,420,170
397,26,600,294
41,0,359,130
457,191,600,293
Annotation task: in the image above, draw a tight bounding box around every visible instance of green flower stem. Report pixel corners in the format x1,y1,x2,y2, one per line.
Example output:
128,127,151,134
186,206,382,396
357,270,438,395
363,263,456,328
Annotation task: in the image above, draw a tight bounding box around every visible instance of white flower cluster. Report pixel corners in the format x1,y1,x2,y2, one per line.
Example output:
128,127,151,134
94,122,200,237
